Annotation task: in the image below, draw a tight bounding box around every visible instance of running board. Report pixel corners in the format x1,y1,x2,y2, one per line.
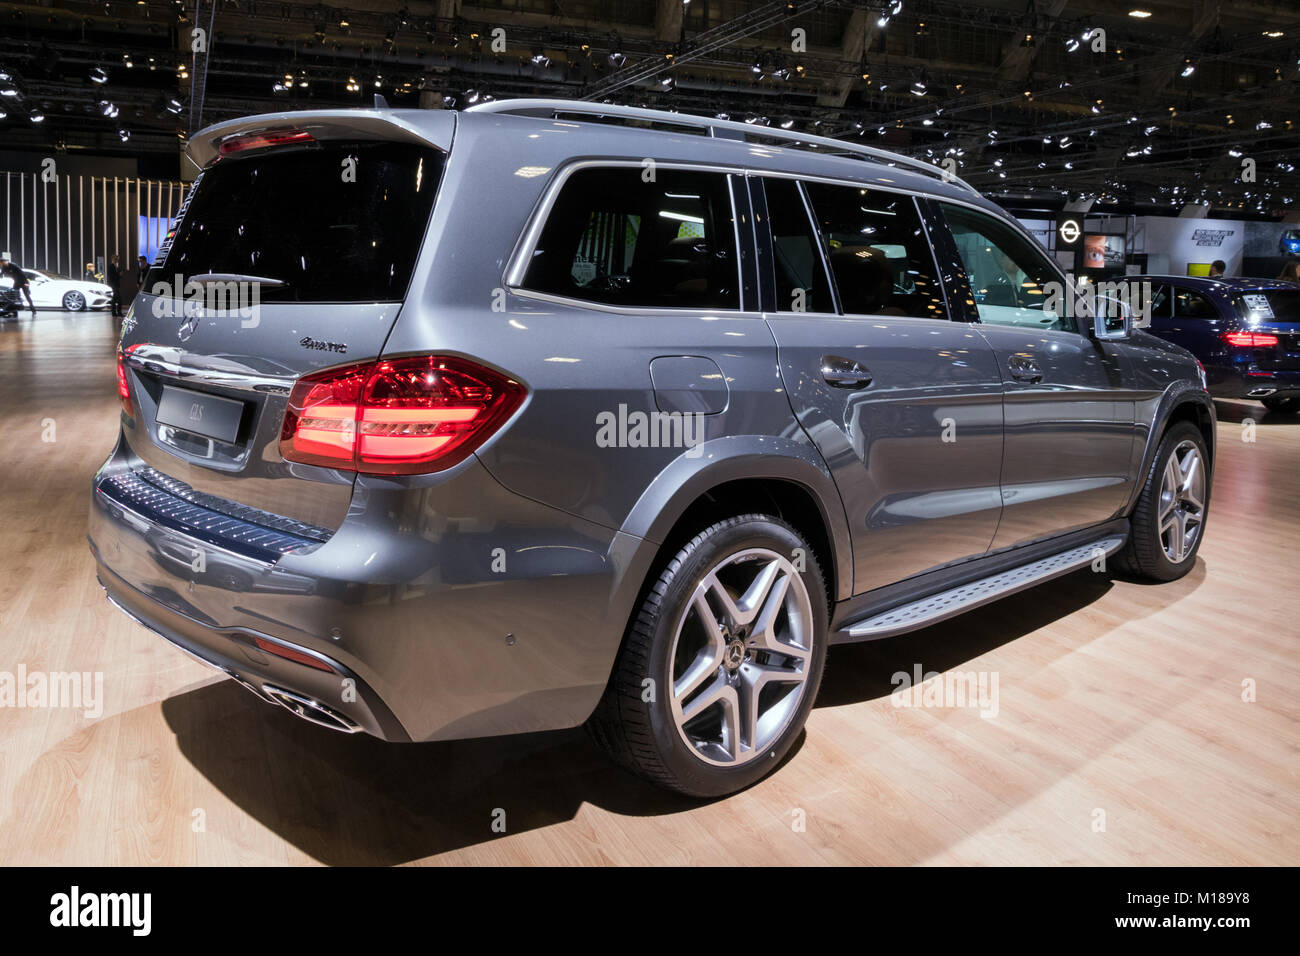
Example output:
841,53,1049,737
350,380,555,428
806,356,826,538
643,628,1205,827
839,534,1127,642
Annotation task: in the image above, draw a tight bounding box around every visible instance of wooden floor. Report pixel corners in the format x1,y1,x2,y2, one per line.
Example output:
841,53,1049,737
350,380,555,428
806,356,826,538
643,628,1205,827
0,309,1296,866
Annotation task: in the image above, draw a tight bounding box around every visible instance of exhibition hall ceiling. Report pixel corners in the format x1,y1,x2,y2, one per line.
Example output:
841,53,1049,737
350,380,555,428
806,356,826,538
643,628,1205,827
0,0,1297,215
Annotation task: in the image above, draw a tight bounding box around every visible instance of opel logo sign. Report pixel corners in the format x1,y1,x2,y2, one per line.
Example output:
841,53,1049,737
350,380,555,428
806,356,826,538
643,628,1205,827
1059,218,1082,244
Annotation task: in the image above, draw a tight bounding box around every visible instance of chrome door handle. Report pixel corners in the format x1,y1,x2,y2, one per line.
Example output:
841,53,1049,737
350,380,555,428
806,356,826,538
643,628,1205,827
1007,354,1043,384
821,355,873,389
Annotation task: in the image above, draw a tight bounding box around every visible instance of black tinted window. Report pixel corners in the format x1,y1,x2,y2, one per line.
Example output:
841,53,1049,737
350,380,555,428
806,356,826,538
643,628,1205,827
762,178,830,313
522,167,739,309
157,141,442,302
1148,283,1171,321
1174,288,1217,318
802,183,945,319
1234,290,1300,321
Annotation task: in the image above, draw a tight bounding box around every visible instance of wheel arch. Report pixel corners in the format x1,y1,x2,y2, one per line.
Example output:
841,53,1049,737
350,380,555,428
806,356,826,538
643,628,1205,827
615,435,852,606
1124,383,1216,516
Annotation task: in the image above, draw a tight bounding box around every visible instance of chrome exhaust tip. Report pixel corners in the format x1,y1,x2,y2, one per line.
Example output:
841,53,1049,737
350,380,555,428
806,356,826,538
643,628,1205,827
1247,387,1277,397
262,684,362,734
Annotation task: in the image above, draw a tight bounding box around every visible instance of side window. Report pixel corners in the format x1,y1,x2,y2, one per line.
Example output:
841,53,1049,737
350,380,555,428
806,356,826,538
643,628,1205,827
802,183,947,319
1147,283,1171,322
940,203,1078,334
520,167,739,310
1173,287,1217,318
761,177,831,313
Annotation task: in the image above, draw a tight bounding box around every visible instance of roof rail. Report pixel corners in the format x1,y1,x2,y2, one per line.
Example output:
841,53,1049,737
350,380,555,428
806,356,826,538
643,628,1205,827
465,98,980,195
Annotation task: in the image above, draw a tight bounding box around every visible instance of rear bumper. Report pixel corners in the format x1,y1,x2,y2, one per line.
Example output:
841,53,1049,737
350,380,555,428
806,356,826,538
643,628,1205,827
89,435,644,743
95,558,407,738
1208,367,1300,399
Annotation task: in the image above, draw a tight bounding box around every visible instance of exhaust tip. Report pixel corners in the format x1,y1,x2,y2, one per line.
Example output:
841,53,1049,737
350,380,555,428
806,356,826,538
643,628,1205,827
262,684,362,734
1248,387,1278,397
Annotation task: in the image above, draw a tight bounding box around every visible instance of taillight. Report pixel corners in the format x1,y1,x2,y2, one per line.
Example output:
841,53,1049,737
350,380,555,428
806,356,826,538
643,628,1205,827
217,129,314,157
1222,331,1279,347
280,356,526,475
116,346,133,416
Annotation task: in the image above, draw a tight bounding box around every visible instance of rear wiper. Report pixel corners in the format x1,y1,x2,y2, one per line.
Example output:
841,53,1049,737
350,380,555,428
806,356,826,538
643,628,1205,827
189,273,289,289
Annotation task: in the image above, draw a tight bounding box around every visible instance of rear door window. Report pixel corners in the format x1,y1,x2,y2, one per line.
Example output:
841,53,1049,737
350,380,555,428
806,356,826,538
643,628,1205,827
520,167,740,310
761,177,832,314
156,141,442,303
1173,288,1218,318
801,183,946,320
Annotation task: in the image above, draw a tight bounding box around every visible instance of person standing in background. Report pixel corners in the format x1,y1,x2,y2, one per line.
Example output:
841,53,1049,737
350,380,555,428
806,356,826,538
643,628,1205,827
1277,260,1300,283
1209,259,1226,278
84,261,97,283
107,254,123,317
135,255,149,304
0,252,36,315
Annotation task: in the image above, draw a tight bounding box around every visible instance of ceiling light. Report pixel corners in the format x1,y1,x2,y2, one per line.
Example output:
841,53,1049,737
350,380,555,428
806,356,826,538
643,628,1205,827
1128,10,1153,18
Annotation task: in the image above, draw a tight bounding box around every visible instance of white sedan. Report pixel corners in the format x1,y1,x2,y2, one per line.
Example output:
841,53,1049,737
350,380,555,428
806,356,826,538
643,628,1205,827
0,268,114,311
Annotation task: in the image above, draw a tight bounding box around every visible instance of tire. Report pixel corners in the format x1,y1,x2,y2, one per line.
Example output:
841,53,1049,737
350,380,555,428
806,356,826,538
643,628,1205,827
62,291,85,311
588,514,829,797
1261,396,1299,414
1114,421,1210,581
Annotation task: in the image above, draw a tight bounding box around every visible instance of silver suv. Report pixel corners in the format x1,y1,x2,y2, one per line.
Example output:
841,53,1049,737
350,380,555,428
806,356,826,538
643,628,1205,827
91,99,1214,797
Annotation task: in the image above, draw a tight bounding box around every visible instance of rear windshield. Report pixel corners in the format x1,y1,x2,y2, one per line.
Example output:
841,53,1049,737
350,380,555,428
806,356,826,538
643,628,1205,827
154,141,442,303
1235,289,1300,322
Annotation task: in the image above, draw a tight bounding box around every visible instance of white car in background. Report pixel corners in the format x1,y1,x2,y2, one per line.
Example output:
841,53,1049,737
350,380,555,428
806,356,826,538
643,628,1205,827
0,268,113,311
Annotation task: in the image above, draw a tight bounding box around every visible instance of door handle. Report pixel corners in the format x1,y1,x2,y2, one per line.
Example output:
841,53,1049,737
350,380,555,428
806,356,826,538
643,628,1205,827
1007,354,1043,384
821,355,873,389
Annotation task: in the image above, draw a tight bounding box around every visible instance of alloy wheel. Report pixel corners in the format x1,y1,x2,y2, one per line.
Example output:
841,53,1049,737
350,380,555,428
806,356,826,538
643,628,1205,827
668,548,814,767
1158,440,1206,563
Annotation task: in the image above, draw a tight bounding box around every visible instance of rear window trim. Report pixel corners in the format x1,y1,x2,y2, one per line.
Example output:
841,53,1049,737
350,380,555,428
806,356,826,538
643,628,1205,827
505,158,751,315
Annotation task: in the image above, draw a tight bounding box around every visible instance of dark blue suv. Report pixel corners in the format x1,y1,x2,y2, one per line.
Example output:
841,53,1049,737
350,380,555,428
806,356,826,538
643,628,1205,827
1133,275,1300,413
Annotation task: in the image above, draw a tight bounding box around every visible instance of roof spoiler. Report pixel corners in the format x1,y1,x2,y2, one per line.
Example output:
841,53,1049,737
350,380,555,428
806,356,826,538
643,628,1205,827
186,107,454,169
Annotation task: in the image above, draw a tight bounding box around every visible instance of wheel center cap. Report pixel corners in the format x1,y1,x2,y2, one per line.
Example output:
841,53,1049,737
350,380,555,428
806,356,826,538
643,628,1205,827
724,640,746,671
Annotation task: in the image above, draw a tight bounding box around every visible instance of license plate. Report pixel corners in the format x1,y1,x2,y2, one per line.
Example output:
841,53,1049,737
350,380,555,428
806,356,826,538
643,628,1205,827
155,385,246,444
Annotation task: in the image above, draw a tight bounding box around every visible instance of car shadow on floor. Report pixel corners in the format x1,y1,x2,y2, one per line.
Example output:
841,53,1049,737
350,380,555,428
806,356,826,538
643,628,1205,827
160,563,1200,865
1214,398,1299,425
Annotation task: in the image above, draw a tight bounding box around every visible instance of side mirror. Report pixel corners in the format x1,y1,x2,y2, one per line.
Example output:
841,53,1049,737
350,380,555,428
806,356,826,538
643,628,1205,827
1092,295,1132,339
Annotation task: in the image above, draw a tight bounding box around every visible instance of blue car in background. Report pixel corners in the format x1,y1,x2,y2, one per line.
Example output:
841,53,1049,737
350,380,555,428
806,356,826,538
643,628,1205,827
1132,275,1300,413
1281,230,1300,257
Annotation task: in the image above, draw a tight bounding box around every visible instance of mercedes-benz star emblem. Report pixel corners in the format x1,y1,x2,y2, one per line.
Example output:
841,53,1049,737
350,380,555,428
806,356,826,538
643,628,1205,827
177,311,201,341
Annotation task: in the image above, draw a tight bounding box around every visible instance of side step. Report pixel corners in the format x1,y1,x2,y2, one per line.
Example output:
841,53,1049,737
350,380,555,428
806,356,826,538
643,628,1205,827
839,534,1126,642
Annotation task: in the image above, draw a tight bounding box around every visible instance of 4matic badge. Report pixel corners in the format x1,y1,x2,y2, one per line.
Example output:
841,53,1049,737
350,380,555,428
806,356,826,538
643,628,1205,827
300,336,347,354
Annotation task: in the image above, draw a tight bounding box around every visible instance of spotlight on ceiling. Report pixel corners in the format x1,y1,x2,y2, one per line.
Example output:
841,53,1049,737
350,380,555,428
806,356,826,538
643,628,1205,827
89,66,109,84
